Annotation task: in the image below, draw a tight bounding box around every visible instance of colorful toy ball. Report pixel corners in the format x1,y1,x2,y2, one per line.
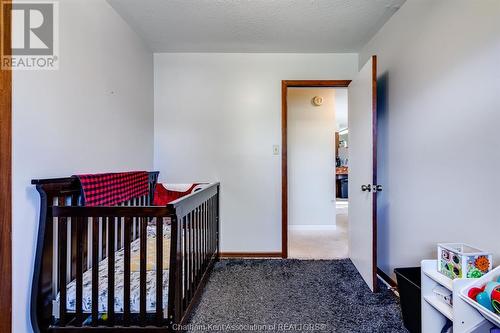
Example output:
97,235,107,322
468,286,485,300
476,291,495,312
492,286,500,314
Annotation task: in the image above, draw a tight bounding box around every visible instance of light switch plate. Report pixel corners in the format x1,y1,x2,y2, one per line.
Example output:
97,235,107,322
273,145,280,155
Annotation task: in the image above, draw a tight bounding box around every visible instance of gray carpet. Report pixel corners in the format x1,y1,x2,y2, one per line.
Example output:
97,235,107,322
186,259,408,333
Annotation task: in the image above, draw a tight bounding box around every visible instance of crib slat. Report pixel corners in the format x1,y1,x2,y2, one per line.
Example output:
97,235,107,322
192,208,197,285
213,197,217,254
209,198,213,256
193,208,197,290
120,216,125,250
85,219,91,271
114,217,119,251
183,215,188,310
198,205,201,281
205,201,209,258
203,201,208,267
156,216,163,325
201,203,205,271
214,190,220,257
206,200,210,261
201,202,205,269
192,210,197,297
98,218,103,261
203,201,207,265
91,217,99,327
71,195,79,281
107,217,115,325
168,214,181,323
208,199,212,257
192,208,196,286
139,217,147,324
199,204,203,270
188,211,194,302
196,206,201,283
58,216,68,326
75,216,84,326
123,217,131,326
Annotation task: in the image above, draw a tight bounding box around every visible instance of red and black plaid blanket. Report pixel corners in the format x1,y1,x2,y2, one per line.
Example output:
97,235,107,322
74,171,149,206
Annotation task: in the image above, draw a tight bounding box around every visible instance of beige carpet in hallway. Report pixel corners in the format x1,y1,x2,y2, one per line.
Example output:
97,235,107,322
288,202,348,259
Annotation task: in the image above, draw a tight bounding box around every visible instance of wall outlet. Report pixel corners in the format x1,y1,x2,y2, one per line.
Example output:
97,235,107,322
273,145,280,155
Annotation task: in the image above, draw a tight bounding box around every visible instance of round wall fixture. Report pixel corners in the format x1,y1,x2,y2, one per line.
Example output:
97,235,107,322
312,96,323,106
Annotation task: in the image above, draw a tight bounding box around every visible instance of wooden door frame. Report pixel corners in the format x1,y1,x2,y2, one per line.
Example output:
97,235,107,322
281,80,351,259
0,1,12,332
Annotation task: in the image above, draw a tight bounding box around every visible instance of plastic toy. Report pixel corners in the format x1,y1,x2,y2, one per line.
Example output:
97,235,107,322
468,286,485,300
438,243,492,279
485,281,500,297
468,280,500,314
476,291,495,312
492,286,500,313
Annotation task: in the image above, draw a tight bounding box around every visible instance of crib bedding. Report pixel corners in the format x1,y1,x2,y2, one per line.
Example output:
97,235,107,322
59,224,171,314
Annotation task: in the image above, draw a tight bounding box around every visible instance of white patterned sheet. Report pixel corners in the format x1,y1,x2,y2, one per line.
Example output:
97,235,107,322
57,224,171,313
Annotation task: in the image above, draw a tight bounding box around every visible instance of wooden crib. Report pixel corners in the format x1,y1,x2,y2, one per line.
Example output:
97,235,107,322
30,172,220,332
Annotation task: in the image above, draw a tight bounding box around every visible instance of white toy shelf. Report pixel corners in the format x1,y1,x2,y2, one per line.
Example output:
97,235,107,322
421,260,498,332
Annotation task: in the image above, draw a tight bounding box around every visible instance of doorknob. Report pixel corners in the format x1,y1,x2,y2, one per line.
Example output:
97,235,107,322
361,184,371,192
373,184,383,192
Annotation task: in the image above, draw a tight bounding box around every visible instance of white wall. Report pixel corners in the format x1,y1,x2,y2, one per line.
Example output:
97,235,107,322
288,88,336,227
154,53,358,252
359,0,500,279
12,1,154,332
335,88,349,131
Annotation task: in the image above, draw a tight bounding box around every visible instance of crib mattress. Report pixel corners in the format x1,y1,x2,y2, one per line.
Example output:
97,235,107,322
59,224,171,314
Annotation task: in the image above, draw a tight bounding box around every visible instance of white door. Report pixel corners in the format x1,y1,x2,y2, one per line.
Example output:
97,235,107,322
348,55,379,292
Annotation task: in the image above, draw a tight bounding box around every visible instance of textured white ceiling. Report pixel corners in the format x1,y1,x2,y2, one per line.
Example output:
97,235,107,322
108,0,406,53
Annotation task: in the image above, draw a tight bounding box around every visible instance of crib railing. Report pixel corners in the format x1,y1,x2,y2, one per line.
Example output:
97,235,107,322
31,172,159,332
55,197,153,299
31,178,219,332
167,182,220,325
51,206,172,328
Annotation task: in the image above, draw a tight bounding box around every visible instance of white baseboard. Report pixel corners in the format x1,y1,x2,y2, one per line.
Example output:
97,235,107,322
289,225,337,231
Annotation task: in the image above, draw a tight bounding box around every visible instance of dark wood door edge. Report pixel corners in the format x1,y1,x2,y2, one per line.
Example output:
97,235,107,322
377,267,398,289
371,56,378,292
281,80,351,259
0,1,12,332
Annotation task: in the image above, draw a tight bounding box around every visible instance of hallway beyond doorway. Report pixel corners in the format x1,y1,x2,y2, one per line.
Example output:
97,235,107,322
288,201,348,259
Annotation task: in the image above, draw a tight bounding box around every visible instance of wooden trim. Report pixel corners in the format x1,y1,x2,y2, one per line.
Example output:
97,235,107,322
377,267,398,289
284,80,352,88
371,56,379,292
281,80,351,259
0,1,12,332
281,81,288,259
219,252,282,258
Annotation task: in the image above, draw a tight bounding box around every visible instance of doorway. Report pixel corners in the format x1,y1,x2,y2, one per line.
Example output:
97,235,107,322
282,56,379,292
286,86,349,260
281,80,351,260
